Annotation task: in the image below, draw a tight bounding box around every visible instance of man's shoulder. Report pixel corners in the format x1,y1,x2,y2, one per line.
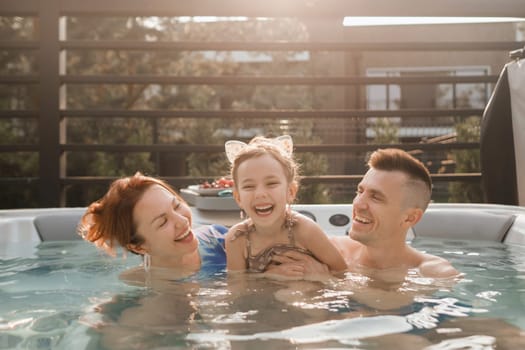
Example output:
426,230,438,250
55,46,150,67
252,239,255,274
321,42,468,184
330,236,360,254
418,252,459,278
331,235,358,246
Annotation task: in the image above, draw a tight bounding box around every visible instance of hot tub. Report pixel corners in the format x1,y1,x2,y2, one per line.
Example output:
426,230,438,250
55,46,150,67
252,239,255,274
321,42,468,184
1,203,524,249
1,203,525,349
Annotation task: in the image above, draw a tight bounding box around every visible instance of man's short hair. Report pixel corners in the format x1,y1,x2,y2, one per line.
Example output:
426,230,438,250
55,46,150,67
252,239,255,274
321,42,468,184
368,148,432,209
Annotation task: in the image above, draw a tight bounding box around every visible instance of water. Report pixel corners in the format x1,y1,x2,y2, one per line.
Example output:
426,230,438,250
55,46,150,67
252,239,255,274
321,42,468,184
1,238,524,349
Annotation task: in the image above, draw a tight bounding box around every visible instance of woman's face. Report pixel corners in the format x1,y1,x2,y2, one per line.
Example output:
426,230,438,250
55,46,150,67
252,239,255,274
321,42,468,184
132,185,198,262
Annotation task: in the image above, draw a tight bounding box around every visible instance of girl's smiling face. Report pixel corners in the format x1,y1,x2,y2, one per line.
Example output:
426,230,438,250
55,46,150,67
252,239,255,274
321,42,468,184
234,154,296,228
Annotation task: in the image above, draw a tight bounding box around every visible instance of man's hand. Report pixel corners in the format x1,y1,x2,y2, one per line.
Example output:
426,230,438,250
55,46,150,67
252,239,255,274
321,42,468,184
263,261,305,280
269,250,333,282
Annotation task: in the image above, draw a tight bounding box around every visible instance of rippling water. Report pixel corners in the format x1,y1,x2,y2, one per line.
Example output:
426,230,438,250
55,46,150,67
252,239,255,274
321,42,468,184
1,238,524,349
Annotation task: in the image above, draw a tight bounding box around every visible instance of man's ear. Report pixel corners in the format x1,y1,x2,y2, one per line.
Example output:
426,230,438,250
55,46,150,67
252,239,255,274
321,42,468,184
404,207,424,227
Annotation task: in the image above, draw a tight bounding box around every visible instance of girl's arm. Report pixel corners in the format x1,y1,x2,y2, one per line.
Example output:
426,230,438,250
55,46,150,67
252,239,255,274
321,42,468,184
225,225,248,271
295,215,347,272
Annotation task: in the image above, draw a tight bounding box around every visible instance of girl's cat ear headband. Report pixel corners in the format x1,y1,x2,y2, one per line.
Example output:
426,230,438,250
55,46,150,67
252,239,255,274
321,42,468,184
225,135,293,164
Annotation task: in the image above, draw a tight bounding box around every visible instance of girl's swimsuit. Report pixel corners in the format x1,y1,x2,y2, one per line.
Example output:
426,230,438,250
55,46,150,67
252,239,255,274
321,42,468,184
232,214,316,273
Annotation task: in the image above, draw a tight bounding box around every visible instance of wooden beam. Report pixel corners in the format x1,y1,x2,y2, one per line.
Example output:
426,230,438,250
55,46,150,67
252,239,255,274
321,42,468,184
57,0,525,18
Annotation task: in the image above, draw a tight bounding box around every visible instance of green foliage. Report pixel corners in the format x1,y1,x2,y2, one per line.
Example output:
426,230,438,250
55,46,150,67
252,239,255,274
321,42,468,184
290,121,330,204
449,116,483,202
0,117,39,207
0,15,335,208
1,16,325,206
185,119,230,178
369,117,399,144
0,16,37,206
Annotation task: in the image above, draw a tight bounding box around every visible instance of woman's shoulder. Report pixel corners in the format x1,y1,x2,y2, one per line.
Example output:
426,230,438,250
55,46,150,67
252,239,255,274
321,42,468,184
119,266,146,286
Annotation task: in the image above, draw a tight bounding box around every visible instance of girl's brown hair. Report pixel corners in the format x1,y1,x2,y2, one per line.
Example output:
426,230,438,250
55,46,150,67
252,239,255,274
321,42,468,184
230,136,300,187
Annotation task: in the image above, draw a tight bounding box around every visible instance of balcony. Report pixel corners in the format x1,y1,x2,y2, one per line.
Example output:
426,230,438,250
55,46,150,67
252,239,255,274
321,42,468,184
1,0,524,207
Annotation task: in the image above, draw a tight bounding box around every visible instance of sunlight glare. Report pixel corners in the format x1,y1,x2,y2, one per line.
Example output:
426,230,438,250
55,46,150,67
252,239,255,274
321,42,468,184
343,17,525,27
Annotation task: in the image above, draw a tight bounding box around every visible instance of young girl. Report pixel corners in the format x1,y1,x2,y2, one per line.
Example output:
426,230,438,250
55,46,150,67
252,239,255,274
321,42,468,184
224,135,347,276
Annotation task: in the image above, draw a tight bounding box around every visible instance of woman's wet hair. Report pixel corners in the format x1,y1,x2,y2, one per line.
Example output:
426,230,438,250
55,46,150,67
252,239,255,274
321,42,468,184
78,172,183,256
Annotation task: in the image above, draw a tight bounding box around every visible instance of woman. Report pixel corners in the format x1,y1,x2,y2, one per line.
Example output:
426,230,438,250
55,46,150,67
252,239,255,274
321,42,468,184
79,172,227,284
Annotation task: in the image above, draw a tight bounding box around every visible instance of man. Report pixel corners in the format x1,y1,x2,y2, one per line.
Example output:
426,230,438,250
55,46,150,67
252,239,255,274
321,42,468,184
272,149,458,310
332,148,458,278
273,148,459,280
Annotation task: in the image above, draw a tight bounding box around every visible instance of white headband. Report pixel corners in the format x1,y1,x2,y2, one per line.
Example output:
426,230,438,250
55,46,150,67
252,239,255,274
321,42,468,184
224,135,293,164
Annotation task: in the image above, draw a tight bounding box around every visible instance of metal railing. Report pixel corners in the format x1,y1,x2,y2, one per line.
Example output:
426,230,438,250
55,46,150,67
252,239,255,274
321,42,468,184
1,0,525,207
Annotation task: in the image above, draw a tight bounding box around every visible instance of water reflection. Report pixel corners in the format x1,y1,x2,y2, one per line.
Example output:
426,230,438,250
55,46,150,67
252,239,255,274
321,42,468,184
1,239,524,349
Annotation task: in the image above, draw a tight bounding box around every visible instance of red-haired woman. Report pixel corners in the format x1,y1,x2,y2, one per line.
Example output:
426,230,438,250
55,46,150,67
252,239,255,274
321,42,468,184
79,173,227,284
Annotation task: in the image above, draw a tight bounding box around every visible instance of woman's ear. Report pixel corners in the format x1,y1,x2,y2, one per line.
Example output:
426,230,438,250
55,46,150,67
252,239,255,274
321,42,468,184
126,243,147,255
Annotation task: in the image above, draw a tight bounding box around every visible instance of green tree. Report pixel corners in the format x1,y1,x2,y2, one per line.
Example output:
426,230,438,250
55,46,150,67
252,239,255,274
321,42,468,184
0,17,40,208
449,116,483,202
62,16,328,205
1,16,330,207
369,117,399,144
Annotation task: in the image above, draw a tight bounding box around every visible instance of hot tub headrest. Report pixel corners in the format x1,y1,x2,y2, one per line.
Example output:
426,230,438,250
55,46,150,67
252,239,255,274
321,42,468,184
33,209,85,241
413,208,515,242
